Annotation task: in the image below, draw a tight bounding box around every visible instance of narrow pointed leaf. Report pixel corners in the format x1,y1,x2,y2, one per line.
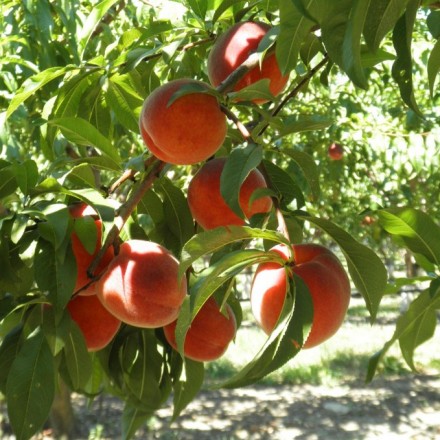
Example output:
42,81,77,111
377,207,440,266
297,215,387,321
7,66,76,118
220,144,263,219
179,225,291,278
364,0,410,51
48,117,121,163
428,38,440,96
391,0,422,115
6,330,55,440
277,0,315,74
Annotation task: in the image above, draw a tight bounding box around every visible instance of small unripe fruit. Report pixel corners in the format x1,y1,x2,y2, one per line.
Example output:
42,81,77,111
163,297,236,362
96,240,187,328
139,78,227,165
187,157,272,230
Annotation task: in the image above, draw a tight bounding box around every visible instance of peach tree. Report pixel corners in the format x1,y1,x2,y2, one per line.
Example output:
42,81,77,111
1,0,439,438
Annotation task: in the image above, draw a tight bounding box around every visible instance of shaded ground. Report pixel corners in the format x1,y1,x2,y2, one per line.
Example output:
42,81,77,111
65,373,440,439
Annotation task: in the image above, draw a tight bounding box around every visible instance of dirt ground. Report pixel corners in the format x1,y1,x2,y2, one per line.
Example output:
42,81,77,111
65,373,440,439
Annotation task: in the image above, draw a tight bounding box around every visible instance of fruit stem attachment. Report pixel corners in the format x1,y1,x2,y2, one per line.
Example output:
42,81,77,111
85,159,165,281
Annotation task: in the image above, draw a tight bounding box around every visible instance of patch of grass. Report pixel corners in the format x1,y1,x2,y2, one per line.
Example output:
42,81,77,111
205,358,238,382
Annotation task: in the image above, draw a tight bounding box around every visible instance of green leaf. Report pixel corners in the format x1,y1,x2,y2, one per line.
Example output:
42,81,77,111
13,160,39,196
262,160,305,208
0,166,18,199
62,323,93,391
64,163,97,189
367,283,440,382
73,215,98,255
228,79,275,102
186,0,207,20
176,249,286,354
377,207,440,266
212,0,243,23
281,150,321,201
179,225,291,278
363,0,410,51
167,81,220,107
0,326,22,394
297,215,388,321
428,10,440,37
220,144,263,219
41,307,71,356
154,178,194,253
78,0,121,59
319,1,352,70
37,203,71,250
122,405,151,440
34,239,77,312
6,66,77,118
6,330,55,440
399,288,439,370
138,189,165,226
107,75,144,132
428,38,440,96
360,46,395,68
216,275,313,388
391,0,422,116
278,0,315,74
342,0,370,89
172,359,205,420
48,117,121,163
191,249,283,315
124,331,163,408
275,114,333,137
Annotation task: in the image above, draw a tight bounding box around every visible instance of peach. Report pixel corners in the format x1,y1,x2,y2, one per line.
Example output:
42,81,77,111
187,157,272,230
69,203,114,295
328,143,344,160
139,78,227,165
251,243,351,348
66,294,121,352
207,21,289,102
96,240,187,328
163,297,236,362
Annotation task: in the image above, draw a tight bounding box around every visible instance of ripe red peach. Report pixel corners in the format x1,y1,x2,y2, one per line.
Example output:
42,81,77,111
187,157,273,230
163,297,236,362
207,21,289,102
139,78,227,165
69,203,114,296
328,143,344,160
251,243,351,348
96,240,187,328
66,294,121,352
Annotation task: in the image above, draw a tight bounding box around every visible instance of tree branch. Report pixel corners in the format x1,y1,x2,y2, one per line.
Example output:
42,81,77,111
85,159,165,281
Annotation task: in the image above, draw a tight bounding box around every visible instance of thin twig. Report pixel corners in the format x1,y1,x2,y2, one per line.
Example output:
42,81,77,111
220,105,253,142
108,156,157,194
258,54,329,136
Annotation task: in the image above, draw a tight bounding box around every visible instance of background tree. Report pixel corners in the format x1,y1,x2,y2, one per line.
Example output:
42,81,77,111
0,0,439,439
